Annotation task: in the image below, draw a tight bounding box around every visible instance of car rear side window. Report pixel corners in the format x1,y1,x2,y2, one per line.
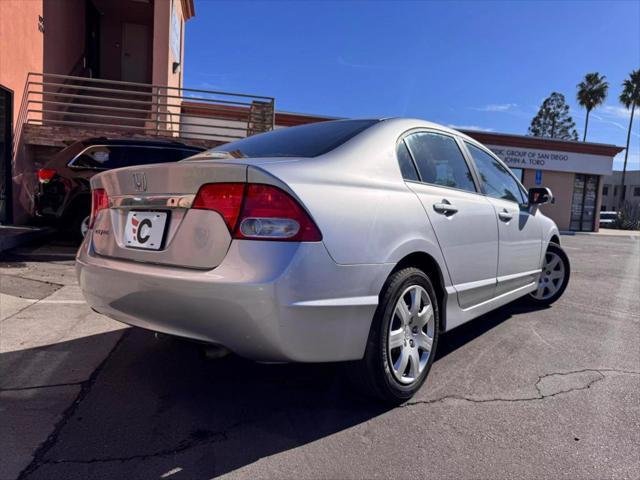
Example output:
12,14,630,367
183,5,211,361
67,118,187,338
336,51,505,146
465,142,526,204
396,141,420,181
404,132,476,192
69,146,200,170
210,119,379,158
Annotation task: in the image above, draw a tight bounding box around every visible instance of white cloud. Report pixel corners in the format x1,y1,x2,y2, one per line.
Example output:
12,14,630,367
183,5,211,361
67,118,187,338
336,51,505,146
601,104,631,119
474,103,517,112
447,124,494,132
613,150,640,171
590,112,639,138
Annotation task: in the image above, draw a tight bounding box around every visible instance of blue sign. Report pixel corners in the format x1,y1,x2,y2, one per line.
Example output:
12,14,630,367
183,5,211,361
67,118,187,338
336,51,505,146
535,170,542,185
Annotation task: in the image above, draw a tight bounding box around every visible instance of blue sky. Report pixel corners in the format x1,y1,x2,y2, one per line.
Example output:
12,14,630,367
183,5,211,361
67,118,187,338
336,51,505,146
185,0,640,170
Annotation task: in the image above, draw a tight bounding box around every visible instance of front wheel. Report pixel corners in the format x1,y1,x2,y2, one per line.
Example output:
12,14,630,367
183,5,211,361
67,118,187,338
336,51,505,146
349,267,439,405
528,242,570,305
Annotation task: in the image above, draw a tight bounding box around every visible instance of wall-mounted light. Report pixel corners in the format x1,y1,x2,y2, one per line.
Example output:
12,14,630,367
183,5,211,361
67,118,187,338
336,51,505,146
172,62,181,74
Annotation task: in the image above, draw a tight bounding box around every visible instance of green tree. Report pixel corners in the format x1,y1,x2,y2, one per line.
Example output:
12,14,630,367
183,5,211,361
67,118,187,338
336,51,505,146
528,92,579,141
576,72,609,141
618,69,640,209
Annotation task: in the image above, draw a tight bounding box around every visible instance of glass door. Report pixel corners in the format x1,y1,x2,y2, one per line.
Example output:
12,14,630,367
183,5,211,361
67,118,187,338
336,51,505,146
570,174,598,231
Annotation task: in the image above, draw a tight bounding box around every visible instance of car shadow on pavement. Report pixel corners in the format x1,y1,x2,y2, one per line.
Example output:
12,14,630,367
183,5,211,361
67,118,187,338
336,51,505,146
436,300,549,360
10,300,546,479
11,329,391,479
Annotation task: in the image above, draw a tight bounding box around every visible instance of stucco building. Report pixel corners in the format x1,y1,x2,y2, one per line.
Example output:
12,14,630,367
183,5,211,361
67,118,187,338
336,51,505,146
0,0,194,129
458,131,624,231
0,0,274,224
601,170,640,211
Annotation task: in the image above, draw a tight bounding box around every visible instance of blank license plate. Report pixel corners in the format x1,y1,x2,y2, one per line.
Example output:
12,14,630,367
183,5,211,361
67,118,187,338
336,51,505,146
124,211,167,250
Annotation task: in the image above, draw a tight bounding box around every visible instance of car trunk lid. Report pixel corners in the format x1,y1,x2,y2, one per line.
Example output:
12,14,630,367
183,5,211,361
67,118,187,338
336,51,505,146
89,162,247,270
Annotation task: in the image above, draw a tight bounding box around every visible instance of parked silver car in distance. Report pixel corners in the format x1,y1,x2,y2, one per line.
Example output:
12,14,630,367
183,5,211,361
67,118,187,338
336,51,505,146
599,210,618,228
76,118,570,403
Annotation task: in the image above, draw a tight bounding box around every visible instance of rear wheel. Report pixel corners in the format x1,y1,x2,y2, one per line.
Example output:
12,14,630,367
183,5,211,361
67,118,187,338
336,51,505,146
68,205,91,243
350,267,439,404
528,242,570,305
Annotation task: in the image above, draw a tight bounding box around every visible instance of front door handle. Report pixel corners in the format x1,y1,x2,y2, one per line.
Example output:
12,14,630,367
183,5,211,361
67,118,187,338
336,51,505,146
498,209,513,222
433,201,458,215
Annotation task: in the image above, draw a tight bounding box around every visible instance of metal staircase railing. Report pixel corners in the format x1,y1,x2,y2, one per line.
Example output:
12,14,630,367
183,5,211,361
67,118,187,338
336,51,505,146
15,72,276,145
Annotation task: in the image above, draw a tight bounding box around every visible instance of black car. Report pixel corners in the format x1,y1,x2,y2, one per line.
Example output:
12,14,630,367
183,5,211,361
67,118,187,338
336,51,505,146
35,138,204,240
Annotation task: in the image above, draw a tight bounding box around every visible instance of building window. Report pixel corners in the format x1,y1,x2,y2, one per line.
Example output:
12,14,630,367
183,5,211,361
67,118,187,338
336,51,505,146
602,185,609,196
614,186,619,197
634,186,640,197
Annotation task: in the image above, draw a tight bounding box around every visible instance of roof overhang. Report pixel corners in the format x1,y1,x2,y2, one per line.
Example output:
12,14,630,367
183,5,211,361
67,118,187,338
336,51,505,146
181,0,195,20
459,130,624,158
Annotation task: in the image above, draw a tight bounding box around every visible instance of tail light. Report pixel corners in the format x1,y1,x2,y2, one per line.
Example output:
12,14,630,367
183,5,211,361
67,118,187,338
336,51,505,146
192,183,322,241
89,188,109,229
192,183,245,232
37,168,56,183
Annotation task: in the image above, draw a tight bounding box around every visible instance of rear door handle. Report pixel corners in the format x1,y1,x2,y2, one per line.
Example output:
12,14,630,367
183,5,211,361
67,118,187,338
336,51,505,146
433,202,458,215
498,209,513,222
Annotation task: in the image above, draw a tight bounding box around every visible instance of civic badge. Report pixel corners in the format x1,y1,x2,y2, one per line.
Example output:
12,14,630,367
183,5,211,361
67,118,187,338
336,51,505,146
132,172,147,192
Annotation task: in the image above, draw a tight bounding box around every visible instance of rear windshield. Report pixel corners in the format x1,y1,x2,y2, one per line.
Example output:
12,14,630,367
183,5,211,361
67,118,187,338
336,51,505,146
209,119,379,158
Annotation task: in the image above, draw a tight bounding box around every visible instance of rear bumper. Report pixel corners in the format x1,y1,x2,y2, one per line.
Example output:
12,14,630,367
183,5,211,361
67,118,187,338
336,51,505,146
76,238,392,362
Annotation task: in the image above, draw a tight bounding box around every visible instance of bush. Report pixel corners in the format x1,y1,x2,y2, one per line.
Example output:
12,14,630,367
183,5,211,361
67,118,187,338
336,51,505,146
615,201,640,230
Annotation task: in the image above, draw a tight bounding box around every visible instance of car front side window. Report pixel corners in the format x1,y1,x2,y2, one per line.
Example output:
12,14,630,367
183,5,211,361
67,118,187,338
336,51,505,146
465,142,526,204
404,132,476,193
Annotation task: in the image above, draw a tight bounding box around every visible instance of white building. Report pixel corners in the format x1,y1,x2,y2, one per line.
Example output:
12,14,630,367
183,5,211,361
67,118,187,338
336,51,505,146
601,170,640,211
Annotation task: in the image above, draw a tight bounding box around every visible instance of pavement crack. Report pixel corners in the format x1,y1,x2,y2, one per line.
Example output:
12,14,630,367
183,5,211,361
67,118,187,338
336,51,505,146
17,330,129,480
404,368,640,408
0,282,66,323
38,427,233,465
0,273,65,288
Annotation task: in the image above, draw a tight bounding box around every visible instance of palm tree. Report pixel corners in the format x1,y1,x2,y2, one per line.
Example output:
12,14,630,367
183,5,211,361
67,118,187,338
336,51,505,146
618,69,640,209
576,72,609,141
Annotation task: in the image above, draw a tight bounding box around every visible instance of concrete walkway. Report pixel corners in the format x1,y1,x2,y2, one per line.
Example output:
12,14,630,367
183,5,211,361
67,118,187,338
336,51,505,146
587,228,640,237
0,240,125,480
561,228,640,237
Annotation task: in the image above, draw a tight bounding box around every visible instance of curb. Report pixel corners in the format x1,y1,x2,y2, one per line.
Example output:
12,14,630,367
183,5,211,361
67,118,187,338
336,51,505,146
561,230,640,238
0,226,55,253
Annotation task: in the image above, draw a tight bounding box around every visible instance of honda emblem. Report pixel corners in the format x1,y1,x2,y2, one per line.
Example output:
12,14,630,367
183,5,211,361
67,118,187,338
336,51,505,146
132,172,147,192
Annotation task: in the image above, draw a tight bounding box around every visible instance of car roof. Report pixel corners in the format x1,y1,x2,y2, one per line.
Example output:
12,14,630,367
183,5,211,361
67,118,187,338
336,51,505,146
376,117,480,141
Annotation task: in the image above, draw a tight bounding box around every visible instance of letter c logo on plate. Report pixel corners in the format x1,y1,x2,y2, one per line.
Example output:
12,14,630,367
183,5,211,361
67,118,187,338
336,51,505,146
136,218,152,244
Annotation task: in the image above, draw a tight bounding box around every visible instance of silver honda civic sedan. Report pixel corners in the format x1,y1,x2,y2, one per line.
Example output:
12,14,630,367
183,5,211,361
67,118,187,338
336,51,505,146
77,118,570,403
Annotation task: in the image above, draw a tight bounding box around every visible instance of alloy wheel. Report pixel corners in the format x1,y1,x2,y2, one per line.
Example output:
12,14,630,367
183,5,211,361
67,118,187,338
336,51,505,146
387,285,435,384
531,251,565,300
80,215,90,237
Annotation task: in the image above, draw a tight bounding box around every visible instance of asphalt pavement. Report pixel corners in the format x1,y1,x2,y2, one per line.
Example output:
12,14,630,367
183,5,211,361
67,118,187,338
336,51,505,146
1,234,638,479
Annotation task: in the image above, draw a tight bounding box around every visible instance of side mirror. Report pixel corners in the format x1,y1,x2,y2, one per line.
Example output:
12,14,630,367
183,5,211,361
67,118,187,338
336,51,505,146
528,187,554,205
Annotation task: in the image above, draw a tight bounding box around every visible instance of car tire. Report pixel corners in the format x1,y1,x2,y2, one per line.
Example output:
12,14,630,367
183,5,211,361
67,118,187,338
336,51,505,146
69,206,91,243
527,242,570,306
349,267,439,405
